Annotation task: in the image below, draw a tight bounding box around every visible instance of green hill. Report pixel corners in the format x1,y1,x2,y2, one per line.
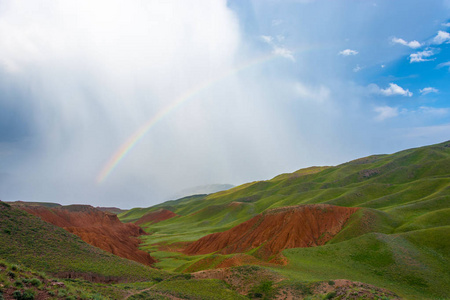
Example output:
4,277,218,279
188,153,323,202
123,141,450,245
121,140,450,299
0,201,251,299
0,201,164,283
2,140,449,299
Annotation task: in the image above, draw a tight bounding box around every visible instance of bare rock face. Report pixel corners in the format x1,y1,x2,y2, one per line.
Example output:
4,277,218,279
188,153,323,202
21,205,155,266
135,209,177,225
184,204,359,258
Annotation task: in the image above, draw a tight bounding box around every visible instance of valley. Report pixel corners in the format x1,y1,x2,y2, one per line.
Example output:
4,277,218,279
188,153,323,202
1,141,449,299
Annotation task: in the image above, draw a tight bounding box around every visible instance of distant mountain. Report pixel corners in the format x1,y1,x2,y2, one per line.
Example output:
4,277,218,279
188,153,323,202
96,206,127,214
7,200,62,208
170,183,234,199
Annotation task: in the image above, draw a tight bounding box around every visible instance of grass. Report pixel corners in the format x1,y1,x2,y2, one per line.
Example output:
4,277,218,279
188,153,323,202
0,258,125,299
0,202,279,299
119,140,450,299
133,141,449,246
3,141,450,299
150,279,247,300
278,229,450,299
0,202,166,282
151,251,199,272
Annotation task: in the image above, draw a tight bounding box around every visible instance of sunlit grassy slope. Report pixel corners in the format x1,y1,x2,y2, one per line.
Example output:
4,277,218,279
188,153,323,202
121,141,449,244
120,140,450,299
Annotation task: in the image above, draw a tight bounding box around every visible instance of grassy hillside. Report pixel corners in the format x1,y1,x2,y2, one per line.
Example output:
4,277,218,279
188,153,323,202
0,201,164,282
3,140,448,299
0,201,253,299
124,141,449,245
280,228,450,299
122,140,450,299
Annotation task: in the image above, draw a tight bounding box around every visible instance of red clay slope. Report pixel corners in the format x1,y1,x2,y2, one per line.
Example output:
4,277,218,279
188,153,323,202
184,204,359,258
135,209,177,226
22,205,155,266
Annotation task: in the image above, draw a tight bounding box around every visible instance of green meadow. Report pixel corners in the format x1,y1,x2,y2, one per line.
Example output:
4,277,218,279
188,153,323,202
1,141,449,299
121,141,450,299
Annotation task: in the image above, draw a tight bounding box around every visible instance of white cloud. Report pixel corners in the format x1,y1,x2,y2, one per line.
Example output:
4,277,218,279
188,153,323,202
391,37,422,49
294,82,330,103
381,83,413,97
433,31,450,44
419,87,439,95
370,83,413,97
261,35,273,44
374,106,399,121
409,49,435,63
437,61,450,71
374,105,448,121
261,35,295,61
353,64,363,72
0,0,252,206
273,46,295,61
418,106,449,115
442,22,450,27
338,49,358,56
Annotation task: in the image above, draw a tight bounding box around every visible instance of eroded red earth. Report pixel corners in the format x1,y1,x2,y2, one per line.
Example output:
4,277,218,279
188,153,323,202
21,205,155,266
184,204,359,258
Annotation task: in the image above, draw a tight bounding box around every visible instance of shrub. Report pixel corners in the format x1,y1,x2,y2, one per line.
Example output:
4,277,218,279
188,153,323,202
12,290,22,300
22,289,36,300
12,290,36,300
8,271,16,278
328,280,335,286
324,291,337,299
58,289,68,297
14,280,23,288
248,281,275,299
11,265,19,271
30,278,41,287
292,282,312,295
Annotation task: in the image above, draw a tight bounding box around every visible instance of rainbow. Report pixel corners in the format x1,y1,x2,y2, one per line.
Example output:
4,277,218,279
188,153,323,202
96,48,310,183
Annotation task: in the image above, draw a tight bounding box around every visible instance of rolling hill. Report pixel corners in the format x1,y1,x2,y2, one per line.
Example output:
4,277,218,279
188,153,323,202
0,201,251,299
1,140,449,299
18,204,155,266
119,140,450,299
0,201,163,283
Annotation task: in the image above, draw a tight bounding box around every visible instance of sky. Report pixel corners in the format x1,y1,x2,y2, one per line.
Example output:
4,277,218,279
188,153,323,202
0,0,449,208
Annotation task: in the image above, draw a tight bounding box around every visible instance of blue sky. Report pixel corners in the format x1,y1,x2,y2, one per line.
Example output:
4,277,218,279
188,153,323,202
0,0,449,208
